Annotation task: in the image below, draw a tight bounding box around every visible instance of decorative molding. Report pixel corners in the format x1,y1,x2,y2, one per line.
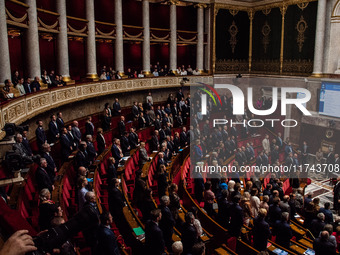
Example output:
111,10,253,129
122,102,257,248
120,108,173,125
262,8,271,15
37,17,58,31
67,23,87,34
215,59,248,73
5,8,27,23
229,9,239,16
297,2,309,10
0,76,212,139
96,27,115,37
296,15,308,52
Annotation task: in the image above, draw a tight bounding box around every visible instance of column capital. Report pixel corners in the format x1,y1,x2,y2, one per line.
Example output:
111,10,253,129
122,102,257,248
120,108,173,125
280,4,287,16
195,3,207,9
168,0,179,5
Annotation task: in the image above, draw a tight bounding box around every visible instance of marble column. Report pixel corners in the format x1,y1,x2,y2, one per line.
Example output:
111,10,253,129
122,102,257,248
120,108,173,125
0,0,11,84
56,0,71,82
312,0,327,76
115,0,124,75
26,0,41,79
204,7,211,73
142,0,150,75
85,0,98,79
169,0,177,73
196,4,204,72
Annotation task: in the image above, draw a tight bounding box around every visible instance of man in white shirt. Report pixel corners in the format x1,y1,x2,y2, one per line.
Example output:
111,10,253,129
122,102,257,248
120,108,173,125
153,69,159,77
16,78,26,96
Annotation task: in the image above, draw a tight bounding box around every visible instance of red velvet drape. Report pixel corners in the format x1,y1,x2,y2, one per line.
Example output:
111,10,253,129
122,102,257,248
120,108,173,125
39,37,57,74
96,41,114,72
8,36,25,78
69,39,86,81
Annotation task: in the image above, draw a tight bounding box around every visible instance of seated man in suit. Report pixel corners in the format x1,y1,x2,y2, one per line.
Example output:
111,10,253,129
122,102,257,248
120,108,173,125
42,143,57,182
96,128,106,155
85,135,97,164
96,211,120,255
48,114,60,143
145,209,165,255
36,158,54,192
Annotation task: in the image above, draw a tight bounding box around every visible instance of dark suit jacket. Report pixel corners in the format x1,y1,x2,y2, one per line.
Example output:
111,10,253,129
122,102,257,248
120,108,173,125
154,119,161,131
128,132,138,149
22,137,32,155
158,172,168,198
274,220,292,249
145,220,165,255
102,115,111,131
85,122,94,136
120,136,130,154
269,204,282,225
310,219,326,238
96,225,120,255
217,198,230,228
60,134,72,160
111,145,122,162
35,127,47,148
229,203,244,237
107,164,117,182
48,121,59,142
150,135,159,152
132,105,139,118
76,150,89,169
42,152,56,181
253,216,271,251
139,148,148,167
159,205,175,238
56,117,64,131
182,222,198,254
86,142,97,163
108,187,124,217
138,116,146,129
72,127,82,146
313,237,336,255
36,167,53,192
112,102,121,116
118,121,125,136
96,134,105,155
180,132,188,147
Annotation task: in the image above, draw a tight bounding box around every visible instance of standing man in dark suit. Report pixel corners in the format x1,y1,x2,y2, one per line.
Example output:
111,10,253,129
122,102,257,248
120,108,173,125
273,212,292,249
229,195,244,237
145,209,165,255
22,130,33,156
120,131,131,155
56,112,64,132
36,158,54,192
269,197,282,226
35,120,47,153
111,139,123,169
85,116,95,136
107,157,117,183
60,127,73,161
138,112,147,129
112,98,121,116
132,101,140,119
180,127,188,147
129,127,139,149
139,142,149,170
118,116,126,136
42,143,57,182
85,135,97,164
66,125,77,150
108,178,125,221
72,121,82,147
182,212,198,254
48,115,60,143
313,231,337,255
150,130,160,152
102,109,111,132
96,211,120,255
96,128,106,155
301,141,309,165
253,208,271,251
159,196,175,250
217,190,230,228
75,142,89,169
